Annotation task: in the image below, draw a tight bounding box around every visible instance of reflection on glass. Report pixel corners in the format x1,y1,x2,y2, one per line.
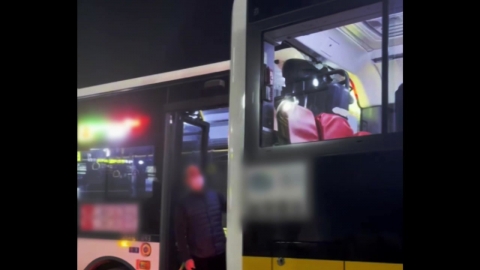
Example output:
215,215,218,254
261,5,403,147
77,146,156,200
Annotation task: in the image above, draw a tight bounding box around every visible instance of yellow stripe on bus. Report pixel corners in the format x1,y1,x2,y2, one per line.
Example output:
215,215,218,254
345,261,403,270
243,256,271,270
242,256,403,270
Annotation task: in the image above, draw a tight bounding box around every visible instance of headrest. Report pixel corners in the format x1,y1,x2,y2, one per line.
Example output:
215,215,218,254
282,59,319,85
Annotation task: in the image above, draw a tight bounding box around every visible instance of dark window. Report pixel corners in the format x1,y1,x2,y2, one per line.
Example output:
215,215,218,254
77,146,161,236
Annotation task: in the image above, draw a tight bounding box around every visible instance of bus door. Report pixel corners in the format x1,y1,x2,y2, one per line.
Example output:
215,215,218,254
160,110,210,270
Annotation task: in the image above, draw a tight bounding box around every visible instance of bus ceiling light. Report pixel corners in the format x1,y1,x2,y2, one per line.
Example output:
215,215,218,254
138,160,144,165
313,78,319,87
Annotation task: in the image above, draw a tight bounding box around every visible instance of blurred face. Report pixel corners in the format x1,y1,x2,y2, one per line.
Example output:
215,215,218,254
185,166,204,192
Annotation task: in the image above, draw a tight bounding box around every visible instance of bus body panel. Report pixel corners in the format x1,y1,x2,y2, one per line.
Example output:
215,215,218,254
78,61,230,99
227,0,248,269
242,256,271,269
241,257,403,270
78,238,160,270
345,261,403,270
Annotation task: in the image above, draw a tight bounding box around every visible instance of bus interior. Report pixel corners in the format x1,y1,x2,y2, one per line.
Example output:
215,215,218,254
261,4,403,146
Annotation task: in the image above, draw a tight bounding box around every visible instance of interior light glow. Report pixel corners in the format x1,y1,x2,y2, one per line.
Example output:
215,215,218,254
281,99,298,112
282,101,293,112
106,123,128,139
78,117,143,142
138,160,144,165
124,119,140,127
313,78,319,87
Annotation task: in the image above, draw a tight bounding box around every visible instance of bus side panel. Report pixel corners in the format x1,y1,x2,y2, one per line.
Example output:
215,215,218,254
77,238,159,270
273,258,343,270
345,261,403,270
242,256,271,270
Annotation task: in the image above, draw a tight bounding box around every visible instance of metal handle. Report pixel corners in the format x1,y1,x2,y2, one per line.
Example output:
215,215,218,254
277,257,285,266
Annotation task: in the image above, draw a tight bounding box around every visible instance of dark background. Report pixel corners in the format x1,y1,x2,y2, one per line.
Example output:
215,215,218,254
77,0,233,88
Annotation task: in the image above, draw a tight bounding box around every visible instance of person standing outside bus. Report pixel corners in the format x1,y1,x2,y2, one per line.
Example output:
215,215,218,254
174,165,226,270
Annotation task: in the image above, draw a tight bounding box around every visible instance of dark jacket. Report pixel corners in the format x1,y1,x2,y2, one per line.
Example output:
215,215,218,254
174,189,226,261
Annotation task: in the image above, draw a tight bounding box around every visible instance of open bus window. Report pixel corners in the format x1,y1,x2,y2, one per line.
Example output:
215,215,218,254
260,4,403,147
77,146,157,200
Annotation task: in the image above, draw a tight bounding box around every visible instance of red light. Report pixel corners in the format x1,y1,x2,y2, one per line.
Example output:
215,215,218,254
136,260,151,270
124,119,140,128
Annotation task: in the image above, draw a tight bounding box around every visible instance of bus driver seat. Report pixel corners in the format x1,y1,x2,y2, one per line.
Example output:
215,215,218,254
281,59,351,116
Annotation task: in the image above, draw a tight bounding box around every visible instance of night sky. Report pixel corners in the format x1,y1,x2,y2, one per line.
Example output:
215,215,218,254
77,0,233,88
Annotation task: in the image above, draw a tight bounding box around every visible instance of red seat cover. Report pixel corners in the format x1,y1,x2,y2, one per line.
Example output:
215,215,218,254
315,113,354,140
277,104,319,144
355,131,371,136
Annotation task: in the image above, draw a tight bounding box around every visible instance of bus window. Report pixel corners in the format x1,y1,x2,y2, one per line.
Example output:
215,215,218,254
260,4,403,147
78,146,162,236
77,146,158,200
202,107,229,227
77,149,108,200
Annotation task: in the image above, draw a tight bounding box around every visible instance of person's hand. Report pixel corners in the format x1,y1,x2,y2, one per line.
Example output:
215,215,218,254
185,259,195,270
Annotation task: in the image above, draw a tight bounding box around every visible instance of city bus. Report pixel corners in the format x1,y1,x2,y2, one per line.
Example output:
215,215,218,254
77,0,402,269
77,61,232,270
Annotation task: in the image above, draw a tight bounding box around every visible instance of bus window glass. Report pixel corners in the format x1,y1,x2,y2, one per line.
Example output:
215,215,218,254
77,146,157,200
388,4,403,132
260,4,402,147
77,149,108,200
203,107,229,227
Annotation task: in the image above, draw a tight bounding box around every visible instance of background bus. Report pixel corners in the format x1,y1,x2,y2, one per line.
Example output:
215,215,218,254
77,63,231,270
